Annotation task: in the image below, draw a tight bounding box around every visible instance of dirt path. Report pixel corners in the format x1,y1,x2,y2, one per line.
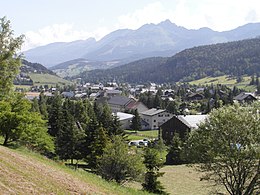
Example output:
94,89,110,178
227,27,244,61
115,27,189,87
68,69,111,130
0,146,106,195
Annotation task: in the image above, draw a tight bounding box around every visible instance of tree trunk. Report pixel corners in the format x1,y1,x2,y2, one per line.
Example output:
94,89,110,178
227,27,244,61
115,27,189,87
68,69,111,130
3,134,9,146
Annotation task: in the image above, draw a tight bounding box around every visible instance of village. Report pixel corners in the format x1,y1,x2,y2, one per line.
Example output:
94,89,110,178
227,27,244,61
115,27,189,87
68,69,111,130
23,78,260,147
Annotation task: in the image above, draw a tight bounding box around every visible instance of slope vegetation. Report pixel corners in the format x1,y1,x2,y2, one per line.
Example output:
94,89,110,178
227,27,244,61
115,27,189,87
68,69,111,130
78,38,260,83
0,146,146,194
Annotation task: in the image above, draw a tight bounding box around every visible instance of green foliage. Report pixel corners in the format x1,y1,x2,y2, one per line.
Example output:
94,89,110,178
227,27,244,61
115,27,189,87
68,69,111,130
166,133,185,165
55,99,85,162
98,136,144,183
85,113,110,170
39,92,48,119
19,113,54,153
0,17,24,99
47,93,63,137
76,38,260,83
0,93,54,152
187,103,260,195
142,147,167,194
131,109,141,131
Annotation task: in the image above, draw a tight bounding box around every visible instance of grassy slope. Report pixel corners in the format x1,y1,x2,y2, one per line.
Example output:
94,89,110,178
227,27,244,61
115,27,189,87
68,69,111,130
28,73,72,86
189,75,256,91
159,165,225,195
0,145,148,195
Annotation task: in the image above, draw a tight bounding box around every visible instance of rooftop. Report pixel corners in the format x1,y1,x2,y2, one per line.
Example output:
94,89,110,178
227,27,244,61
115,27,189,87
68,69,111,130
141,108,166,116
177,115,208,129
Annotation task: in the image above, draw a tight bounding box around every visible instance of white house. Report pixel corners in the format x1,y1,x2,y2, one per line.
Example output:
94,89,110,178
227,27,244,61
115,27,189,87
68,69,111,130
140,108,174,130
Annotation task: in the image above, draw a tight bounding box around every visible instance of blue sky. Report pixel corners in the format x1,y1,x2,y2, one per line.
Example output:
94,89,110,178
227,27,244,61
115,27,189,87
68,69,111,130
1,0,260,51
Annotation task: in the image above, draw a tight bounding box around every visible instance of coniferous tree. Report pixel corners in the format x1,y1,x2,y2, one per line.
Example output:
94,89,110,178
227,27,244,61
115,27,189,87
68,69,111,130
39,92,48,119
86,124,109,170
31,97,40,113
131,109,141,132
48,92,63,137
166,133,184,165
109,115,125,137
256,74,259,87
55,99,85,164
250,74,255,85
153,92,162,108
142,147,167,194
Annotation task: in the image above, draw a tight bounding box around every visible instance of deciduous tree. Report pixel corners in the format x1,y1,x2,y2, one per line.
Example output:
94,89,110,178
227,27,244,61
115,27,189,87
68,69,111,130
188,103,260,195
0,17,24,100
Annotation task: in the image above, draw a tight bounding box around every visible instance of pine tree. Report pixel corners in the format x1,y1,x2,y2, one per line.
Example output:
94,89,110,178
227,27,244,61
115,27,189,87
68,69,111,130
131,109,141,132
31,97,40,113
48,92,63,137
250,74,255,85
56,100,84,164
166,133,184,165
153,92,162,108
39,92,48,119
86,123,109,170
142,147,167,194
109,115,125,137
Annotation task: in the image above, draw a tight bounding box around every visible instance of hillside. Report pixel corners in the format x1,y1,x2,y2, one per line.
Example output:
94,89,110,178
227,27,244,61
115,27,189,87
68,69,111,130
15,60,72,86
0,146,147,195
50,58,121,78
24,20,260,68
21,60,55,75
77,38,260,83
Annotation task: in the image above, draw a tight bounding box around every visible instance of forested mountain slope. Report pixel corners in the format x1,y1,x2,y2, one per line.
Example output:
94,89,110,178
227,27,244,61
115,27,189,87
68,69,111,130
78,38,260,83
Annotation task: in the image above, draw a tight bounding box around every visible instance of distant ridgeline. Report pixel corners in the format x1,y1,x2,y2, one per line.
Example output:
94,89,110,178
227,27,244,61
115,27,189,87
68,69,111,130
76,38,260,83
14,60,56,85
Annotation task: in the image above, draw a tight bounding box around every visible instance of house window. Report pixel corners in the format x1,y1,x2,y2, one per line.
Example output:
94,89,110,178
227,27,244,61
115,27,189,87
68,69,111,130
158,114,163,117
154,120,156,122
153,125,156,128
165,114,170,117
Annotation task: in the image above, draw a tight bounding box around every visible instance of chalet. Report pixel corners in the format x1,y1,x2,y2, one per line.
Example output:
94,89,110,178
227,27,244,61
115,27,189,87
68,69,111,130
234,92,257,103
160,115,207,145
140,108,173,130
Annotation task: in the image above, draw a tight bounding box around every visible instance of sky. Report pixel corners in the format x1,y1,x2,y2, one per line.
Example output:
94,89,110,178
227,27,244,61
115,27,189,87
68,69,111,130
1,0,260,51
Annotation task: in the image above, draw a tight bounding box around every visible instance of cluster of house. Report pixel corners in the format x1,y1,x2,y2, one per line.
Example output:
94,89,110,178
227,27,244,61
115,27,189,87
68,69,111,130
24,81,259,144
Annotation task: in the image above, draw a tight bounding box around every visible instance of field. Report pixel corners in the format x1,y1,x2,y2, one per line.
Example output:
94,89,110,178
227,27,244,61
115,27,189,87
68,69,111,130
189,75,255,91
125,130,159,140
159,165,225,195
28,73,72,86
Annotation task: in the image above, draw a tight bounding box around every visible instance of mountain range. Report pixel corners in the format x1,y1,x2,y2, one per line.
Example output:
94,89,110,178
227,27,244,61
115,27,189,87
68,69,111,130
75,38,260,84
24,20,260,71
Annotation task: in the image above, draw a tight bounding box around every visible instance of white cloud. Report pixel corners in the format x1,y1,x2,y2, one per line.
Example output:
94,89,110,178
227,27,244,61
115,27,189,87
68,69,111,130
23,0,260,51
22,24,110,51
116,0,260,31
116,2,175,30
